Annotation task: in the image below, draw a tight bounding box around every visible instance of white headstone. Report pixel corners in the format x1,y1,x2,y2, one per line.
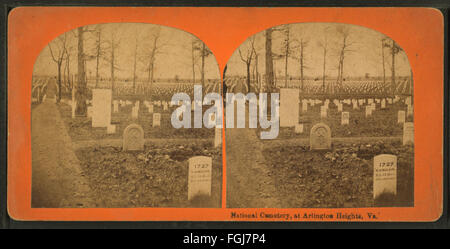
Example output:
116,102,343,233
320,106,327,118
302,101,308,113
123,124,144,151
107,124,116,134
188,156,212,200
208,113,216,127
407,105,413,117
87,106,93,119
381,99,386,109
153,113,161,127
398,111,405,123
280,88,299,127
113,100,119,113
403,122,414,145
214,128,222,148
373,154,397,199
148,104,154,113
294,123,304,134
310,123,331,150
131,106,139,120
341,112,349,125
365,106,372,117
91,89,112,127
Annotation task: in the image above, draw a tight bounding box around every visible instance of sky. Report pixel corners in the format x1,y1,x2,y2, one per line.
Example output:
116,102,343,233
33,23,220,80
226,23,412,78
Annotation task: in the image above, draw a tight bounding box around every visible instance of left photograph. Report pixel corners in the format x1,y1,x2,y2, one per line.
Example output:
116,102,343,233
31,23,223,208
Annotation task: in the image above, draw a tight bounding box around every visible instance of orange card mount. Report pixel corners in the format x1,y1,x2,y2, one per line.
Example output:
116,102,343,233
8,7,444,221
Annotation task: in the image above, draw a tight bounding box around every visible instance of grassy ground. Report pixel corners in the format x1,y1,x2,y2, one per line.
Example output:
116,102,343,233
75,141,222,208
262,140,414,208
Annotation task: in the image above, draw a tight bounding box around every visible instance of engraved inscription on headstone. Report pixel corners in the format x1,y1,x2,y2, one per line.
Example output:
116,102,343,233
373,154,397,199
310,123,331,150
188,156,212,200
123,124,144,151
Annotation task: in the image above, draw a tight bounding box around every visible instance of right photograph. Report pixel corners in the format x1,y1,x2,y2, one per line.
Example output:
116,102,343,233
224,23,414,208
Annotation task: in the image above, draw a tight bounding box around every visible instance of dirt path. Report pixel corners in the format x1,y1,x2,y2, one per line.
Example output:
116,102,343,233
225,104,283,208
31,81,96,208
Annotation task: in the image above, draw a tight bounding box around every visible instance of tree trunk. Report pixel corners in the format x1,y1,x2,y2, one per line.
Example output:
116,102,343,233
75,26,87,116
322,48,327,93
300,42,304,91
110,38,115,95
265,28,274,93
391,40,396,95
191,41,196,84
246,63,251,93
133,39,137,94
381,40,386,94
95,31,101,88
284,27,289,88
57,62,62,102
201,42,205,90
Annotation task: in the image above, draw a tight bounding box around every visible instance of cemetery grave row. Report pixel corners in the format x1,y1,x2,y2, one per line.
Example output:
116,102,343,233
58,94,218,142
226,76,412,96
257,90,414,140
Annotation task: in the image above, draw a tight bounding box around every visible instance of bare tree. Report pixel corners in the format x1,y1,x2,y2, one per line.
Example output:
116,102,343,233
318,32,329,93
335,25,354,93
238,36,256,93
105,32,121,94
139,27,164,96
383,38,402,95
282,25,291,88
48,33,68,103
297,38,308,91
200,42,212,90
93,26,108,88
265,28,275,93
132,33,139,94
381,37,387,93
191,38,204,84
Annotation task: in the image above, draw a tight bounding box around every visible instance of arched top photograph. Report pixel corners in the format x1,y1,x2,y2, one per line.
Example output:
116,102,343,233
30,22,223,209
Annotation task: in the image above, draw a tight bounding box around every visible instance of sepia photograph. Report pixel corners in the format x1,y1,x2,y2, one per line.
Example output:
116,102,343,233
224,23,414,208
31,23,223,208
